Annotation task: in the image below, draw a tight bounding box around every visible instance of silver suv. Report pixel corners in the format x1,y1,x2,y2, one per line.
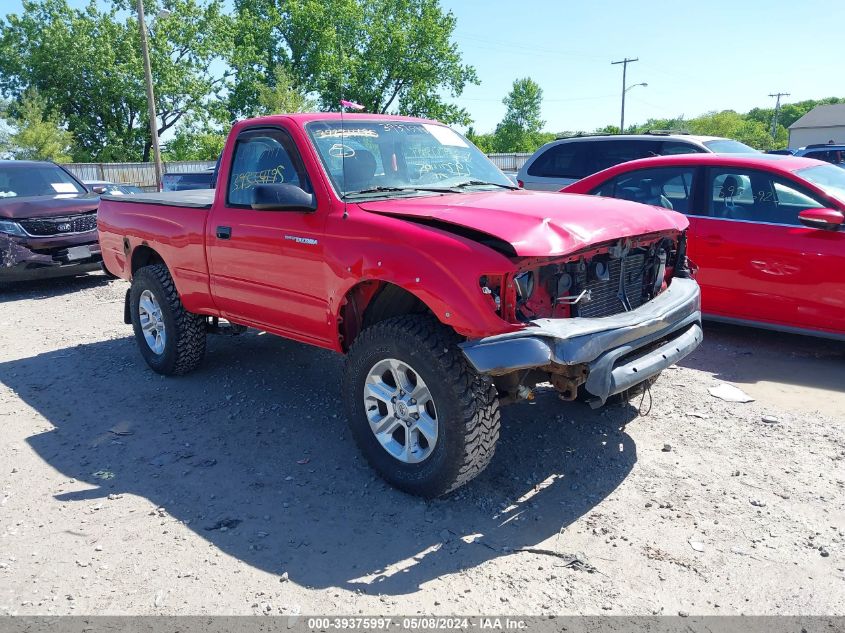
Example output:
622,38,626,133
517,132,756,190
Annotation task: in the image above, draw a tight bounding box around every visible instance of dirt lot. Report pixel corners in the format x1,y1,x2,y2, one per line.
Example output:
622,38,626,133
1,273,844,616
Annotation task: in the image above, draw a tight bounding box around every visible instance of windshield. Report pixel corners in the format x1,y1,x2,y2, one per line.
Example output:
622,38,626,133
306,120,512,198
0,164,86,198
797,163,845,204
104,184,143,195
702,139,758,153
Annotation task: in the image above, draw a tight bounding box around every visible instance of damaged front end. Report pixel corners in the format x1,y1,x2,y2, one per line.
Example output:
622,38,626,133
463,231,701,407
0,222,102,281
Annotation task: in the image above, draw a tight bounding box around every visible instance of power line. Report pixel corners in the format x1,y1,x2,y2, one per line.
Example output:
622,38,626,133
454,30,607,62
769,92,790,139
612,57,638,132
461,93,618,103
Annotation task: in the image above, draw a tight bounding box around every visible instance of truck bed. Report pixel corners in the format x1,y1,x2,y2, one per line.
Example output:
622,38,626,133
101,189,214,209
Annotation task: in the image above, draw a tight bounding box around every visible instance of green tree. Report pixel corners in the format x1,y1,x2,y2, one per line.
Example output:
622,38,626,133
629,116,687,134
228,0,477,124
592,125,620,135
685,110,774,150
162,124,226,160
0,100,11,157
493,77,545,152
254,65,317,116
1,89,73,161
0,0,231,162
747,97,845,148
465,126,495,153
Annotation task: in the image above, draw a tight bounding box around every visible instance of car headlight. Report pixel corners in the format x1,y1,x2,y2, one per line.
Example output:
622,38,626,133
0,220,25,236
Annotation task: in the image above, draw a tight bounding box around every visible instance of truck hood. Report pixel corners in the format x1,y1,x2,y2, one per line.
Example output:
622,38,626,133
356,190,688,257
0,193,99,220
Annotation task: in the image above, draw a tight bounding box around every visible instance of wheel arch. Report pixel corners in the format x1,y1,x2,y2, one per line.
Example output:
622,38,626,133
126,245,169,324
130,243,166,276
338,280,432,352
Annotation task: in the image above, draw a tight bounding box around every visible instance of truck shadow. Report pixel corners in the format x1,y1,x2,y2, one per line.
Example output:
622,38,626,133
4,331,638,596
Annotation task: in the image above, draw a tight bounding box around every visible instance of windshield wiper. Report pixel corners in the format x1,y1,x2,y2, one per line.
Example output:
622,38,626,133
342,180,518,199
343,186,415,198
342,185,454,199
448,179,519,190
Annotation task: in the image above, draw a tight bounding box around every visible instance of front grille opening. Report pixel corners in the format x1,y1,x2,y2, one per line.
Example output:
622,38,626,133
517,237,679,322
19,211,98,236
573,252,649,318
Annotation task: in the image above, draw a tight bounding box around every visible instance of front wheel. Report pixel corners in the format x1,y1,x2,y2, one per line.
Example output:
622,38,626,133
342,315,501,497
129,263,206,375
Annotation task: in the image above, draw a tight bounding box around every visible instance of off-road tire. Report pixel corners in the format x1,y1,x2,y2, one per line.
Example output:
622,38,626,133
343,315,500,497
130,263,206,375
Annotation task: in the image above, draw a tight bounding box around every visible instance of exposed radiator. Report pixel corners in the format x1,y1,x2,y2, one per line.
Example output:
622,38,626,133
574,253,648,318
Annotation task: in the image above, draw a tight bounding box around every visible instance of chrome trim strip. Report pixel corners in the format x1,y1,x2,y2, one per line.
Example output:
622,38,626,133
690,215,806,229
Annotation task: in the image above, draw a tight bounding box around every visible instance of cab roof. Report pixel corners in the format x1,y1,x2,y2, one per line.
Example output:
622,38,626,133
233,112,441,129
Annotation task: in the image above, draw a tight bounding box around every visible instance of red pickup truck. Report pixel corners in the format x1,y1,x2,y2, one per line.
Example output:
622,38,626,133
98,113,702,496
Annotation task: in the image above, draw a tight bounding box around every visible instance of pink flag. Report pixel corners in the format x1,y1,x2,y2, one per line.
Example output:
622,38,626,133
340,99,365,111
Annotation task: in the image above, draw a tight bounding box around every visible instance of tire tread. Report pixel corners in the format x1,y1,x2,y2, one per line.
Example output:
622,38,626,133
344,315,500,496
133,264,206,375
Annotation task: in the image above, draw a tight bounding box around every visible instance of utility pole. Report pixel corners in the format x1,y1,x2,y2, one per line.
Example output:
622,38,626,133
612,57,638,133
136,0,163,191
769,92,790,140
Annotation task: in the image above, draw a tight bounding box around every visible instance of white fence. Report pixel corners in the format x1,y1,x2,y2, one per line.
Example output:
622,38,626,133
486,152,532,172
64,160,216,191
63,153,530,190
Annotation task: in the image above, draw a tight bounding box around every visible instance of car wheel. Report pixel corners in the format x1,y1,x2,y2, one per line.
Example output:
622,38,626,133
129,263,206,375
342,315,500,497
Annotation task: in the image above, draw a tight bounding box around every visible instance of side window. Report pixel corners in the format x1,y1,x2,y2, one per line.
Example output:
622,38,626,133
591,177,618,198
772,179,824,209
526,143,586,179
805,150,845,165
227,128,311,207
590,167,695,213
706,168,824,225
659,141,706,156
585,140,660,174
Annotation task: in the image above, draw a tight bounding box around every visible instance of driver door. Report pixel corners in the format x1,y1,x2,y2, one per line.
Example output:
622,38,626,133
206,126,333,346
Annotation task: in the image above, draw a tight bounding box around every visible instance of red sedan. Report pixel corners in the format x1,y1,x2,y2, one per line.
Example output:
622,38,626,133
562,153,845,340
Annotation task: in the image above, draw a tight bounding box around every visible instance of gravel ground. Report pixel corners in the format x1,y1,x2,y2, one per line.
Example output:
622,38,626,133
0,273,843,616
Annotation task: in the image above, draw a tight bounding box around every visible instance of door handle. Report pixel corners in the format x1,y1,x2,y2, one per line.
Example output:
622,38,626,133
216,226,231,239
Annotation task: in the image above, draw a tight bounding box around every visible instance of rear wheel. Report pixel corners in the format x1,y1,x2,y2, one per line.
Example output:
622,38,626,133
129,264,206,375
342,315,500,497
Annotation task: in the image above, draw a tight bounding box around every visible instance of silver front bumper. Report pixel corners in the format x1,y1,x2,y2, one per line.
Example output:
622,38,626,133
460,277,702,406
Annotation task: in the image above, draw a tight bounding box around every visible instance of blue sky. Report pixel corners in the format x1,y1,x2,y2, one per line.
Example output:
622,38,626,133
443,0,845,132
4,0,843,133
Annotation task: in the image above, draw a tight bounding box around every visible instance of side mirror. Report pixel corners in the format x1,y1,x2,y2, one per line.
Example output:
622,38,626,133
251,183,317,212
798,208,844,231
91,185,107,194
